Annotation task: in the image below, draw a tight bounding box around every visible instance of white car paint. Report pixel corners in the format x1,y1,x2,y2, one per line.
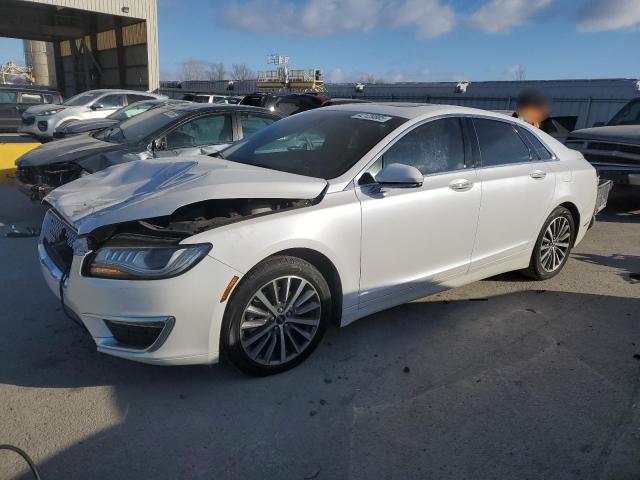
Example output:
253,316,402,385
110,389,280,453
18,89,165,139
38,103,598,366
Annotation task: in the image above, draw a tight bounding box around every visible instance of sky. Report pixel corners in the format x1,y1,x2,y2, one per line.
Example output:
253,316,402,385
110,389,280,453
0,0,638,83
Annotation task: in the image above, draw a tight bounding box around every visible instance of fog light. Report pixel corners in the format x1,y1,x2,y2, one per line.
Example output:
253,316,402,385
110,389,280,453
37,120,48,132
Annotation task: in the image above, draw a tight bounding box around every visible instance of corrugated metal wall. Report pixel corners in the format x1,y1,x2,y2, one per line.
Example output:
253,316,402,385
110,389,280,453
21,0,159,91
160,78,640,128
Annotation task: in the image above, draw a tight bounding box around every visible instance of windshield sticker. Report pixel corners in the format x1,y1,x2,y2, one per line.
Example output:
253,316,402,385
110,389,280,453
351,113,393,123
163,111,179,118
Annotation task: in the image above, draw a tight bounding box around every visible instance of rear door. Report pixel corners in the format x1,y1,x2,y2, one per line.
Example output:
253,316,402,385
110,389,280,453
470,118,556,271
0,89,19,132
160,112,234,156
238,112,278,140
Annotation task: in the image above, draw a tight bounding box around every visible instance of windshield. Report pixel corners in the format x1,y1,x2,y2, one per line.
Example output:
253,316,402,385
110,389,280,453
62,91,102,106
95,107,185,143
108,101,159,121
608,100,640,126
220,109,407,179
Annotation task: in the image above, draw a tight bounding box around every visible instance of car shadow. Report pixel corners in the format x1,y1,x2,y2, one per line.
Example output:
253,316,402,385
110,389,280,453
2,288,640,480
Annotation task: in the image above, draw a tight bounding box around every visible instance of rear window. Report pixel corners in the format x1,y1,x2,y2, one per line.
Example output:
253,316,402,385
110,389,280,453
518,127,554,160
473,118,531,167
0,91,17,103
221,109,407,179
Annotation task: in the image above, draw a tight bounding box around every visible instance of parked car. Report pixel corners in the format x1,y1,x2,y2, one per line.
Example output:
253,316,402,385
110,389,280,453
18,89,165,140
193,94,227,103
53,99,188,139
215,96,244,105
37,104,604,375
240,92,329,115
565,97,640,188
0,84,63,133
15,103,282,199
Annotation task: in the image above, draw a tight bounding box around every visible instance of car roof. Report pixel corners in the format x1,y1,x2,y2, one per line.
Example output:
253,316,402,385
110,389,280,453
83,89,164,96
321,102,521,121
0,83,60,93
162,102,284,116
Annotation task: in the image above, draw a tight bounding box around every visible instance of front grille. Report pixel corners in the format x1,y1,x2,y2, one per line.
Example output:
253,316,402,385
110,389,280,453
584,153,640,166
16,163,82,188
587,142,640,156
21,116,35,126
40,210,78,274
104,320,166,349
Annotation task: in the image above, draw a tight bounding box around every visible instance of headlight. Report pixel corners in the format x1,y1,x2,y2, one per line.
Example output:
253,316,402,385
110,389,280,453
86,244,211,280
40,108,64,116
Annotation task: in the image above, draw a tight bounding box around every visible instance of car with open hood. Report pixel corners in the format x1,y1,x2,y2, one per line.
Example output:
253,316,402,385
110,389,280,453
565,97,640,189
37,103,602,375
18,89,165,140
52,99,188,139
15,103,283,199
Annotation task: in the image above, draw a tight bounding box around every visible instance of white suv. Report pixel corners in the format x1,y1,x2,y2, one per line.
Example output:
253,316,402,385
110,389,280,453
18,89,165,140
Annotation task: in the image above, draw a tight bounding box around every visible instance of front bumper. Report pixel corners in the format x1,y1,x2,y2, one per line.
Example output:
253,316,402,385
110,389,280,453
39,240,243,365
18,116,57,139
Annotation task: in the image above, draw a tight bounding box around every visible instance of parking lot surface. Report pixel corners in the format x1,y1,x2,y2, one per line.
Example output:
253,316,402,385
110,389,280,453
1,185,638,480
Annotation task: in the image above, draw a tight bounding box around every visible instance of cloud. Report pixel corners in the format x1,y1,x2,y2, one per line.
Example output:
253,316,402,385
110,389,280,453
577,0,640,32
467,0,553,34
222,0,455,38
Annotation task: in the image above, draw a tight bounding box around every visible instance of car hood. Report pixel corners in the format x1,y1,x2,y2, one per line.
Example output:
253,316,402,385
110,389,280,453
45,157,328,235
15,134,122,168
569,125,640,145
62,118,118,134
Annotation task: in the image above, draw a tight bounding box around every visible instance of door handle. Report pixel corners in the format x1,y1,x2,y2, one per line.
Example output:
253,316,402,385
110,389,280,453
449,179,473,192
530,169,547,180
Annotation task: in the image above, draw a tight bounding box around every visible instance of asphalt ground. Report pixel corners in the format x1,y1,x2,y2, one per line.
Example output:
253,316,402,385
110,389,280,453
0,184,638,480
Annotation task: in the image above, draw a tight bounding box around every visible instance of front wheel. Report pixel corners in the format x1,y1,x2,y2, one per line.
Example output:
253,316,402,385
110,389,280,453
524,206,575,280
221,256,331,376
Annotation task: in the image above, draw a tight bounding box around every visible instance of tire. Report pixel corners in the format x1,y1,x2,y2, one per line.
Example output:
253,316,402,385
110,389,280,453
524,206,575,280
221,255,332,376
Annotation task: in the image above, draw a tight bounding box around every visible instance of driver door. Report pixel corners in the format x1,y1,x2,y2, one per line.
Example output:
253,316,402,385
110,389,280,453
89,94,125,118
355,117,481,309
158,113,233,157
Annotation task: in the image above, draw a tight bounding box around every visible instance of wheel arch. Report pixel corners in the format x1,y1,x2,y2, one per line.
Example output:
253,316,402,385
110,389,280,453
266,248,344,325
557,201,580,246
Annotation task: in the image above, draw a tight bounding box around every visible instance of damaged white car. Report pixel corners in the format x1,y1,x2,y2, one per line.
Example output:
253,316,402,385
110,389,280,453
39,104,602,375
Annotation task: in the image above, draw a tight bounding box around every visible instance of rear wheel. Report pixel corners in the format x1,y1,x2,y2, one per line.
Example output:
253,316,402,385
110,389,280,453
524,206,575,280
221,256,331,376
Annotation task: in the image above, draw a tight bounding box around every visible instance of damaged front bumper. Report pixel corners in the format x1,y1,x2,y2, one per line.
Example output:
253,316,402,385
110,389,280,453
15,162,84,200
38,226,243,366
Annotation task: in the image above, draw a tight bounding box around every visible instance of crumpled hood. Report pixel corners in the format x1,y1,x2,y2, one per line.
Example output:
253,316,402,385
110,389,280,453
62,118,118,135
569,125,640,145
15,134,122,168
45,157,328,235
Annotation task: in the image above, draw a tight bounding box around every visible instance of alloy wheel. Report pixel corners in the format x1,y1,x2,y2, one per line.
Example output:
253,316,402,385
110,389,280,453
240,276,321,366
540,216,571,273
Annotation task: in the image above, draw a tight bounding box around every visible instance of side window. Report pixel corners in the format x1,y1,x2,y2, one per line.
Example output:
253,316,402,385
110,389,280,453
518,127,554,160
0,91,17,103
165,114,233,149
382,118,466,175
473,119,531,167
127,94,155,104
20,93,43,104
99,94,125,108
240,113,277,138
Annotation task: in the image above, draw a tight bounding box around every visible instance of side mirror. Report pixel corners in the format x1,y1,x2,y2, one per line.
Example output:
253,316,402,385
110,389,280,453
592,121,605,127
151,137,167,152
374,163,423,187
90,103,104,110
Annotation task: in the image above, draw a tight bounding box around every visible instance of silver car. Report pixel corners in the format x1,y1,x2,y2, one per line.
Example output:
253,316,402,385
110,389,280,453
18,89,165,140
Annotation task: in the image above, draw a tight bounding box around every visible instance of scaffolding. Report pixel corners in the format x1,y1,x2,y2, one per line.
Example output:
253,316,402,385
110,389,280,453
256,54,325,92
0,62,35,84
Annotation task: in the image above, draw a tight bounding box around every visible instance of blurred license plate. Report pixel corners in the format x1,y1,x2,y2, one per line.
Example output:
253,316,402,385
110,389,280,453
595,179,613,213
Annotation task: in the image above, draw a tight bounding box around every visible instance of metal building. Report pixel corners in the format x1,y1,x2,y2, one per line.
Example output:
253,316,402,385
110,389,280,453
161,78,640,130
0,0,159,96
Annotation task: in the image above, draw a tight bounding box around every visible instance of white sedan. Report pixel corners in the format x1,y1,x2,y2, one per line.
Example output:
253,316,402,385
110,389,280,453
39,103,599,375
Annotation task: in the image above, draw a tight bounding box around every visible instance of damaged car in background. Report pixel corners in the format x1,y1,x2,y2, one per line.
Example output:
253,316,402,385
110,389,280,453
52,98,188,139
565,97,640,191
37,104,604,375
14,103,283,199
